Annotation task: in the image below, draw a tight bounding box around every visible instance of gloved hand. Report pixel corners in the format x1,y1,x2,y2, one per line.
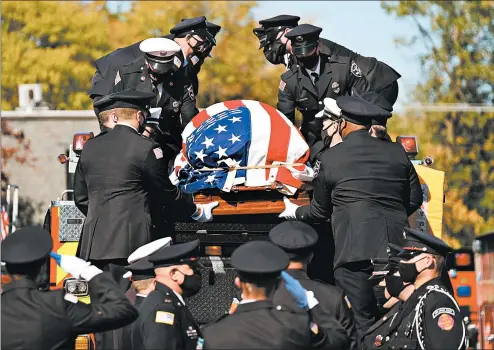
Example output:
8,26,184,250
315,109,324,119
278,197,300,220
191,201,219,222
50,252,101,281
281,271,319,310
287,166,314,183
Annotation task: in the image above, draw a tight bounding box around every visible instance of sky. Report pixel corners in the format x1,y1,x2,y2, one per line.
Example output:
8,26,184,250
106,1,427,111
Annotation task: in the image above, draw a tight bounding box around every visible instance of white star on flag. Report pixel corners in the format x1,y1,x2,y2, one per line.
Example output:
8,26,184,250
214,146,228,159
202,136,214,149
229,134,241,144
231,159,242,168
205,174,216,184
194,149,207,162
214,124,227,133
229,116,241,123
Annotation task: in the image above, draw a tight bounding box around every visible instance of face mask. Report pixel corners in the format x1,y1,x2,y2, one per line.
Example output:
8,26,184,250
298,54,319,70
398,257,427,283
385,275,406,298
373,284,389,310
264,40,286,65
180,271,202,297
137,112,146,134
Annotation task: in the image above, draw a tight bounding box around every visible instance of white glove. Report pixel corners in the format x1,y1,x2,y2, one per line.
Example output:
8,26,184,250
191,201,219,222
278,197,300,220
51,253,102,281
287,166,314,182
315,109,324,119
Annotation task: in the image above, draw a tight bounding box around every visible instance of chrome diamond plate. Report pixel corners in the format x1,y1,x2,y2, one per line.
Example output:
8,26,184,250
52,200,85,242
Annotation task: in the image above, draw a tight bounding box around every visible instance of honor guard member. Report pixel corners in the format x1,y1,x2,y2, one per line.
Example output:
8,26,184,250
113,238,172,350
130,240,203,350
180,19,221,96
74,90,217,271
385,228,466,350
279,94,423,343
351,88,393,141
270,221,358,349
1,226,138,349
200,240,318,349
277,24,364,151
89,65,120,133
113,37,199,155
257,15,300,68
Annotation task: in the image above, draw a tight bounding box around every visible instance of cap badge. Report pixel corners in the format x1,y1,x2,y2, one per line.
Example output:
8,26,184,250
160,51,167,56
403,230,407,239
296,36,304,42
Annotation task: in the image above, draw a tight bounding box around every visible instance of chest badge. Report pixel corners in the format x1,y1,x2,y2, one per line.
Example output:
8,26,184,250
332,81,340,94
374,334,383,347
187,326,198,339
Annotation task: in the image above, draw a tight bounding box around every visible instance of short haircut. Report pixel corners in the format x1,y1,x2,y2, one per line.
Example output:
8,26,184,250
434,255,445,272
113,107,139,121
97,109,114,130
238,274,280,297
372,125,388,139
131,278,154,293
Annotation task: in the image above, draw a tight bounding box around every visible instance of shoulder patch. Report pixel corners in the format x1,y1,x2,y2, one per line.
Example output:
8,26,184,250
196,337,205,350
155,311,174,325
279,80,286,91
437,313,455,331
351,60,363,77
153,147,163,159
433,307,455,319
64,293,79,304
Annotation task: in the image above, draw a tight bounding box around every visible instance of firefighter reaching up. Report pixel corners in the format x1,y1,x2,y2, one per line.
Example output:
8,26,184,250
1,226,138,349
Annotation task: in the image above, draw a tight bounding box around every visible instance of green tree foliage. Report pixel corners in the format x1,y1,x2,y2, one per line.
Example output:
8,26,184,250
1,1,110,110
383,1,494,244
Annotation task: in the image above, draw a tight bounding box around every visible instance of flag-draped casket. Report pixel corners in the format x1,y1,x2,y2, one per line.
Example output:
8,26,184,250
170,100,314,195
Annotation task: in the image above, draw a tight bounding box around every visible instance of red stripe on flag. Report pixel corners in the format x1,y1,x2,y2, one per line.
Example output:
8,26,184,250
276,168,304,188
261,102,291,180
192,109,211,128
223,100,245,109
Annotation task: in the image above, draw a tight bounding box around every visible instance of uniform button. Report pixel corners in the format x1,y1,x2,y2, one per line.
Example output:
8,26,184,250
169,82,173,86
140,76,145,82
140,66,143,70
276,305,282,311
386,336,389,341
319,101,322,105
383,316,387,321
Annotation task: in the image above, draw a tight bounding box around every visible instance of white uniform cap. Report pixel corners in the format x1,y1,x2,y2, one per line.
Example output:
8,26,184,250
139,38,181,58
149,107,162,119
127,237,172,264
322,97,342,118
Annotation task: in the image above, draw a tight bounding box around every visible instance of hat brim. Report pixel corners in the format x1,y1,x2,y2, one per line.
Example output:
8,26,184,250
292,42,318,56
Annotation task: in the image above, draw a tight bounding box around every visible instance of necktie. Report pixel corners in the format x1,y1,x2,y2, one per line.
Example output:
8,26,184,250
311,72,319,95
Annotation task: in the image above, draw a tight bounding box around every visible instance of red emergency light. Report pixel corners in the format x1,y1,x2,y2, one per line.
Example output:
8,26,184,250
73,132,94,154
396,136,418,158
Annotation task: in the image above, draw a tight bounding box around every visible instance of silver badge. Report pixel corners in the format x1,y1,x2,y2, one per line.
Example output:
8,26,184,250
173,101,180,108
332,81,340,94
187,85,195,100
296,36,304,42
351,60,363,78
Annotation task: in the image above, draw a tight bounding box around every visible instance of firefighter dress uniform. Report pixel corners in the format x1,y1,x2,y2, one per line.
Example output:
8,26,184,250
1,227,138,349
385,229,467,350
130,240,203,350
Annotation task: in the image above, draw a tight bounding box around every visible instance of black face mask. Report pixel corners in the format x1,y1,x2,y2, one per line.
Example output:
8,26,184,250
264,40,286,65
298,54,319,70
373,284,389,311
398,258,426,283
385,274,406,298
180,272,202,297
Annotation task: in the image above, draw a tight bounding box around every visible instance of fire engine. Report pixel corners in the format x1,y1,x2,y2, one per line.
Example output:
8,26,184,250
40,128,492,350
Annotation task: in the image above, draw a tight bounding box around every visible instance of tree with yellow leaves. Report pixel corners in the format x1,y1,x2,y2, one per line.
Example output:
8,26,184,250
1,1,110,110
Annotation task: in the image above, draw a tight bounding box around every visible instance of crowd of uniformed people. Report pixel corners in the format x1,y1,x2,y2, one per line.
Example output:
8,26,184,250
1,14,467,350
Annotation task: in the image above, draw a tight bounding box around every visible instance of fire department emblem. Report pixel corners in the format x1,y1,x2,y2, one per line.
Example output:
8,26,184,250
296,36,304,42
332,82,340,94
313,160,321,178
351,60,363,78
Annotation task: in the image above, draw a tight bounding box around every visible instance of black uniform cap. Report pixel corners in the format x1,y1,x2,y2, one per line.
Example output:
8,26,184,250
93,89,155,115
206,21,222,38
387,243,403,258
398,227,453,258
1,226,53,266
148,239,200,268
124,257,155,281
269,221,318,260
259,15,300,29
253,27,268,49
171,16,215,44
285,24,322,56
351,88,393,126
232,241,289,282
336,95,392,126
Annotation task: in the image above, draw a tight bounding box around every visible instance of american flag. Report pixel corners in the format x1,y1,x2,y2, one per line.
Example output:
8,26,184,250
1,206,9,240
170,100,312,195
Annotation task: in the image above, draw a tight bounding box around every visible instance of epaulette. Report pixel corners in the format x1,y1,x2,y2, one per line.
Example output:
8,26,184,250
281,68,296,80
120,56,145,75
329,55,351,64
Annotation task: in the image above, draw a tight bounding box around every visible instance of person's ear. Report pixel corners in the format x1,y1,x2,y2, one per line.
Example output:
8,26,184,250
234,277,241,289
170,268,181,282
111,111,118,123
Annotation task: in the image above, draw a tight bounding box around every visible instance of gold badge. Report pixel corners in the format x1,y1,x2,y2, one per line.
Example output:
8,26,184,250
296,36,304,42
